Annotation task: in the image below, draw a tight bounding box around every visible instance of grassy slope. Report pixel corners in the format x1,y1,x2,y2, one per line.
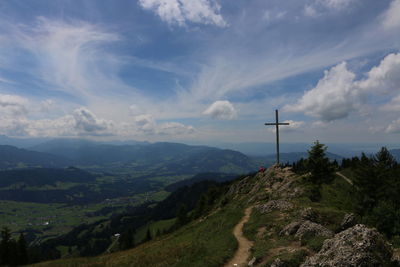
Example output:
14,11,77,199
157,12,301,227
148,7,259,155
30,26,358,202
31,170,360,267
32,199,244,267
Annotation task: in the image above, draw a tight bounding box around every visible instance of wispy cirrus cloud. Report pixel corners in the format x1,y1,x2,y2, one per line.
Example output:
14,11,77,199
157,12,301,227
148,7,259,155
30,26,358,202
9,18,124,99
304,0,358,17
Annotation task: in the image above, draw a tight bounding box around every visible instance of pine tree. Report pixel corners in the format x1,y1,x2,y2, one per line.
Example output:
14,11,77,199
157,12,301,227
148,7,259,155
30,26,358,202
193,194,208,219
0,227,11,265
374,147,397,169
306,140,334,185
155,229,161,237
17,232,28,265
144,228,152,242
353,148,397,217
8,239,18,266
176,204,189,227
119,228,135,250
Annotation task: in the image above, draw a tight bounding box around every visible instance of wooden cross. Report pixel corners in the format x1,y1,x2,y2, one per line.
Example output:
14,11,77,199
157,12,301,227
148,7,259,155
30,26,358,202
264,110,290,165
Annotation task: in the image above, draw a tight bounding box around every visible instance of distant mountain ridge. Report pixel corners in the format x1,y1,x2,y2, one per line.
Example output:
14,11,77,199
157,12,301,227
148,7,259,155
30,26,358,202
0,145,71,169
30,140,258,174
0,138,347,174
389,149,400,161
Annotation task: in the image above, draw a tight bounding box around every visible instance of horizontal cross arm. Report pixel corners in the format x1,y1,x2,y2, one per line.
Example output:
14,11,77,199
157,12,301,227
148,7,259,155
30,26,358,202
264,123,290,125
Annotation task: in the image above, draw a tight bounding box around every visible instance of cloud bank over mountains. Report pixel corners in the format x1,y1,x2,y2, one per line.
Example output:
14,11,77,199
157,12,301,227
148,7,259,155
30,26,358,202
0,96,195,138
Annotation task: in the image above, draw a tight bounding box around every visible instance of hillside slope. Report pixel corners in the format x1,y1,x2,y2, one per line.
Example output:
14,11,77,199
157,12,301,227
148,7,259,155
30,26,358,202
0,145,70,169
32,166,399,267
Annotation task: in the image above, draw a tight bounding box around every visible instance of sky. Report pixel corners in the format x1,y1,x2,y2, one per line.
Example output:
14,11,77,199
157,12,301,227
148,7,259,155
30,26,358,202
0,0,400,144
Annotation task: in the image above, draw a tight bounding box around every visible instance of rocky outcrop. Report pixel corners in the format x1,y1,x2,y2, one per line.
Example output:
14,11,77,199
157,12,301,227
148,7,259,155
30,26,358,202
257,200,294,213
295,221,333,240
248,256,256,266
340,213,357,231
280,221,303,236
280,220,333,240
300,207,318,222
227,176,252,195
392,249,400,265
301,224,393,267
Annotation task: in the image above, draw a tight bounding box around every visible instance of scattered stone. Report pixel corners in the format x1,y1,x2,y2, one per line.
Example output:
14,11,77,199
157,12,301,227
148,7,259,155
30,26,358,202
257,200,294,213
280,220,333,241
247,192,269,204
280,221,303,236
392,248,400,265
270,258,285,267
300,207,318,222
281,186,304,199
340,213,357,231
300,224,394,267
295,220,333,240
248,257,256,266
227,176,252,195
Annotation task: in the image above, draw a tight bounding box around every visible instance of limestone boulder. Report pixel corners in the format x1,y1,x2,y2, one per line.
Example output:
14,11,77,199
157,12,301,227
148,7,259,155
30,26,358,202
301,224,393,267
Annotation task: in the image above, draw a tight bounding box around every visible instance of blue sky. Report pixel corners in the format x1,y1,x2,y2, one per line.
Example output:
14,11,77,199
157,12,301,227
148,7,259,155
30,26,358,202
0,0,400,144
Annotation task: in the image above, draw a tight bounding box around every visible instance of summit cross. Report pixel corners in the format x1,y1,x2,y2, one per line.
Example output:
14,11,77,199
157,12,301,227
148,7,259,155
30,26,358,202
264,110,290,165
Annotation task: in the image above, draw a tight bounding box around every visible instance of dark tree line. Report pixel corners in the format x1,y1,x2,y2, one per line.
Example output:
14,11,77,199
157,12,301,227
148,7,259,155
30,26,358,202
351,147,400,241
291,143,400,243
0,227,28,266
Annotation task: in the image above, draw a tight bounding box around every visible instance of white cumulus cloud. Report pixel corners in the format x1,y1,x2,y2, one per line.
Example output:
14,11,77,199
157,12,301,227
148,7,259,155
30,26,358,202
132,114,157,134
304,5,318,17
383,95,400,111
359,53,400,112
203,100,237,120
284,53,400,128
386,118,400,133
72,108,112,134
138,0,227,27
358,53,400,93
0,94,28,116
159,122,195,135
126,114,195,136
284,62,360,121
382,0,400,31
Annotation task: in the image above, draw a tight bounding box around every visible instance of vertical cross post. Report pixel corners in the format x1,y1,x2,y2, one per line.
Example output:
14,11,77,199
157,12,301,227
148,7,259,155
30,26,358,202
275,109,280,164
265,110,290,165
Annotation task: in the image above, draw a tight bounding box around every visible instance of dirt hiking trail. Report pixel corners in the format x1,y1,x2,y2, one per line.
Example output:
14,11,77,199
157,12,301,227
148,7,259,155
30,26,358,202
224,207,254,267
